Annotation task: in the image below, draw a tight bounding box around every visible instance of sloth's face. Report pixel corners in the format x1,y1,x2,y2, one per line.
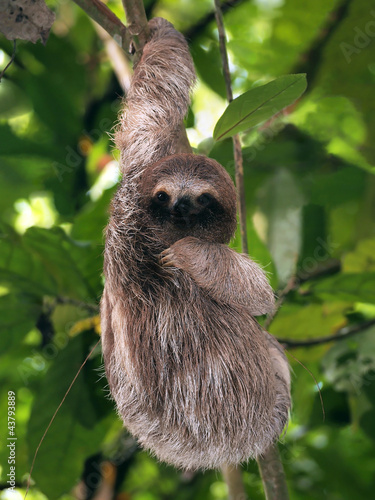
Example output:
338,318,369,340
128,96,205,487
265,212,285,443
140,154,237,244
149,179,221,229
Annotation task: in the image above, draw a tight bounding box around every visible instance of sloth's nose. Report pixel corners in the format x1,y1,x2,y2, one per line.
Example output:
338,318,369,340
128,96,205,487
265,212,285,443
172,196,192,216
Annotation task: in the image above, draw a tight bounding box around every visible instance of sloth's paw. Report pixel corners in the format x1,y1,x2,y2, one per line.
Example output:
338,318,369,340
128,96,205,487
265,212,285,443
159,247,179,268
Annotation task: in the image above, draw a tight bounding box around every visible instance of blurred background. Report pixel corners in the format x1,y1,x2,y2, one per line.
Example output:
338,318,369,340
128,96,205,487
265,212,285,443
1,0,375,499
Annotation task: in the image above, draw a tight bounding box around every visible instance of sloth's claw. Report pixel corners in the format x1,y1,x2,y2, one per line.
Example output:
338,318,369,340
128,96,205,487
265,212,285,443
160,249,177,268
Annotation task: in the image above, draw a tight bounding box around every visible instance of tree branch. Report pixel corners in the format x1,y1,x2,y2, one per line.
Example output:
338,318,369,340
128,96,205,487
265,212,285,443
121,0,150,65
277,319,375,348
72,0,130,51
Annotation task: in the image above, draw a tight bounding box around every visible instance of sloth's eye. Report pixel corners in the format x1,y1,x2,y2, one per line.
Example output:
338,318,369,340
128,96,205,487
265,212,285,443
156,191,169,203
197,193,212,206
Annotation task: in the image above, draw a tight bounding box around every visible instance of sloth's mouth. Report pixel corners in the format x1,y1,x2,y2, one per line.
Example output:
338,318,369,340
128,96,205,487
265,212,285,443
170,214,197,227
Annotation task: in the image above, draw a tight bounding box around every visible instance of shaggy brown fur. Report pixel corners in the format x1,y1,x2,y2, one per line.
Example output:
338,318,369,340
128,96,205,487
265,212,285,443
101,17,290,470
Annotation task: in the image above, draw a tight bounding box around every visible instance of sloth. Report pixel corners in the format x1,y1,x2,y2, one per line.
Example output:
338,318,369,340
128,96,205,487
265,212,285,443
100,17,290,470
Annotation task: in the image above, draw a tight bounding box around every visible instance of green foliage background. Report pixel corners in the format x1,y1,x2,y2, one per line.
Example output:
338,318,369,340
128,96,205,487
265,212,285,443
1,0,375,498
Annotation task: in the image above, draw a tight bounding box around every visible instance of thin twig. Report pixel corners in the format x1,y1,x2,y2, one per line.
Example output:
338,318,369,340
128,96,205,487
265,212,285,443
214,2,250,497
278,319,375,348
0,40,17,82
185,0,246,40
214,0,248,254
72,0,130,51
233,135,248,254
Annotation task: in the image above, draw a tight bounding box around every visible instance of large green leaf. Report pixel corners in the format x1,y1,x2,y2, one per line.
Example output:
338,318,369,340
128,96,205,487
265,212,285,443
192,42,227,99
27,335,109,499
0,293,41,353
0,224,57,296
343,238,375,273
0,225,102,301
271,302,347,344
23,227,102,301
258,168,304,286
213,74,307,141
309,273,375,305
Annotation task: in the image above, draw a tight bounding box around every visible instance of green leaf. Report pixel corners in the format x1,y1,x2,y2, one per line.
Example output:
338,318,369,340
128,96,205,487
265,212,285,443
258,168,304,286
0,223,57,296
309,273,375,305
271,302,347,344
0,225,102,301
192,43,227,99
27,335,109,499
343,238,375,273
23,227,102,301
213,74,307,141
0,293,41,353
